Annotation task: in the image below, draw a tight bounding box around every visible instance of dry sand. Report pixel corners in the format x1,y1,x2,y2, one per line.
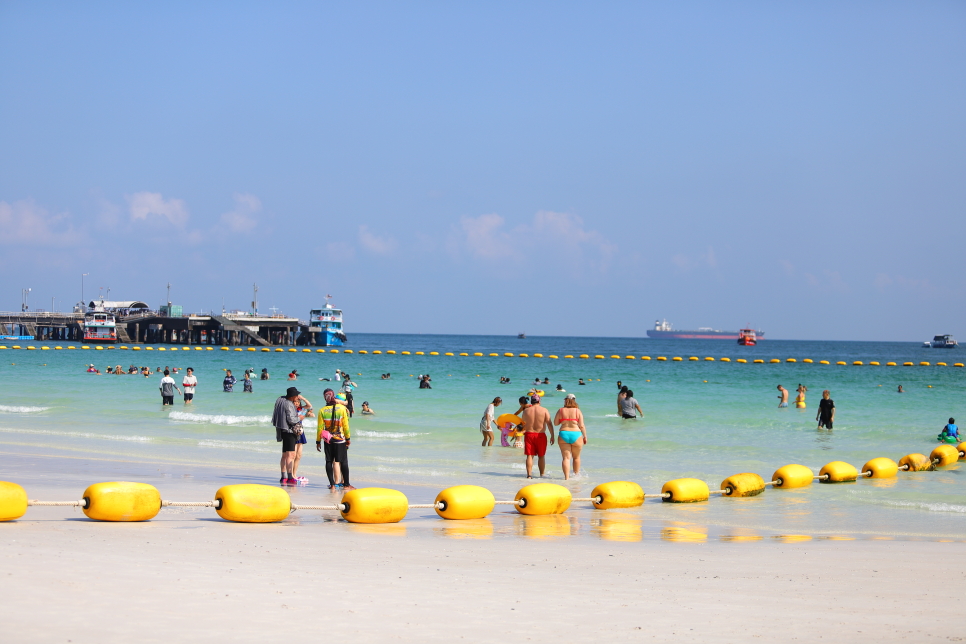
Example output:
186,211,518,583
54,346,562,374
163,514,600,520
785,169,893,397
3,506,965,643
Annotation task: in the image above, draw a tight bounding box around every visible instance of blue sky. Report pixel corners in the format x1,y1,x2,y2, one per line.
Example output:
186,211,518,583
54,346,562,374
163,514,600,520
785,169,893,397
1,2,964,340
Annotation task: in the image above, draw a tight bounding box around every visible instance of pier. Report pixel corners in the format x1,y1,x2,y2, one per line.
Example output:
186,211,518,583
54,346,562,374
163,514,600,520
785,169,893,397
0,311,304,346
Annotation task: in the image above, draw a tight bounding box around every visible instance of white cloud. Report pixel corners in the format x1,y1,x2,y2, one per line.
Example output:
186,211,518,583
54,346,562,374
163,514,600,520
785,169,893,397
458,213,516,259
127,192,189,228
220,193,261,234
452,210,615,271
0,199,83,246
358,225,397,255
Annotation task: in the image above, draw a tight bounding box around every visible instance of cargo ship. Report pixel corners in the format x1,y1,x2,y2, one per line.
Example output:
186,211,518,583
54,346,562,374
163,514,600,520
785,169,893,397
646,319,765,340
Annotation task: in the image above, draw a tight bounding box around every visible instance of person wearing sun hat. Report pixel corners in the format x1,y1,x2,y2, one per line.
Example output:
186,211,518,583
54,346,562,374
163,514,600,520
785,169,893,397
272,386,303,486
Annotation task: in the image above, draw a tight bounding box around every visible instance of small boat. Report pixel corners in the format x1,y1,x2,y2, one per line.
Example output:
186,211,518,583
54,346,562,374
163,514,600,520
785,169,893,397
518,333,526,339
929,334,958,349
737,329,757,346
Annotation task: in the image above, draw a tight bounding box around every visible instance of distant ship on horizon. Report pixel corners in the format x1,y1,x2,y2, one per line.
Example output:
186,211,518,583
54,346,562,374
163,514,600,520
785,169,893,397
646,319,765,340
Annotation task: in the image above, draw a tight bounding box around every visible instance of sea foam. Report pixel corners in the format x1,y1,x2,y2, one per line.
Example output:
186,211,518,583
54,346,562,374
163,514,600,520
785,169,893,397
0,405,50,413
169,411,271,426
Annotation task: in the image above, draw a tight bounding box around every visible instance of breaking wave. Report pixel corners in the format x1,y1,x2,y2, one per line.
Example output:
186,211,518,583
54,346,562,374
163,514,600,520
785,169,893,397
0,405,50,413
354,430,429,439
169,411,271,426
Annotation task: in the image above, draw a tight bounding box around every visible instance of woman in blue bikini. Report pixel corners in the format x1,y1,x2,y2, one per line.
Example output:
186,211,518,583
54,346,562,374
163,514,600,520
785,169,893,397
553,393,588,480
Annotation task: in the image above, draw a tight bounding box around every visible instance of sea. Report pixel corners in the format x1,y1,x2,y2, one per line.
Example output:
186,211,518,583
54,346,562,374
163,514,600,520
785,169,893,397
1,334,964,541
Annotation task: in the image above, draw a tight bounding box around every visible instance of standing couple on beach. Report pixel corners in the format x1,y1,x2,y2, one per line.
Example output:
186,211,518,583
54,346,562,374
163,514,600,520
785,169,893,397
272,386,354,490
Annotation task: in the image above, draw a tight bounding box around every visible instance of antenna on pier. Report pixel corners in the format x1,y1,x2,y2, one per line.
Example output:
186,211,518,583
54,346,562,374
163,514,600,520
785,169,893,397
166,282,172,307
252,283,258,317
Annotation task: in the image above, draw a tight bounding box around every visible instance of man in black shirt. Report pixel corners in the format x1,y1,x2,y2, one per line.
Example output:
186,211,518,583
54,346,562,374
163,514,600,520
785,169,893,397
816,389,835,429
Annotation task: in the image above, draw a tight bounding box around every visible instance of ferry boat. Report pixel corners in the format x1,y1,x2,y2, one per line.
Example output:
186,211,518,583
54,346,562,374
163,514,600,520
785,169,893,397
83,302,117,343
309,297,347,347
928,334,958,349
647,319,765,340
737,329,757,346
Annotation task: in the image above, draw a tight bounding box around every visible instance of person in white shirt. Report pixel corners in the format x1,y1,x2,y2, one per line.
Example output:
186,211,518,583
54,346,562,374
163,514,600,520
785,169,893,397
479,397,502,446
182,367,198,404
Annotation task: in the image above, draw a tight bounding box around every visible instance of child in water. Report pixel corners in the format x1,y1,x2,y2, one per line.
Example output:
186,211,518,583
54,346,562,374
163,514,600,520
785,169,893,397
243,372,253,393
937,418,959,443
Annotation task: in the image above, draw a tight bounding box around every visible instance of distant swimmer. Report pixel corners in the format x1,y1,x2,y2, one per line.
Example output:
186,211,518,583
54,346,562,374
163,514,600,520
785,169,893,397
419,375,432,389
620,389,643,419
816,390,834,429
361,401,375,415
777,385,789,408
897,385,903,393
795,384,806,409
479,397,502,446
182,367,197,404
578,378,586,386
159,369,181,406
243,371,253,393
938,418,959,443
520,395,554,479
542,378,550,385
260,368,270,380
288,370,298,381
381,373,391,380
556,384,565,392
554,393,587,480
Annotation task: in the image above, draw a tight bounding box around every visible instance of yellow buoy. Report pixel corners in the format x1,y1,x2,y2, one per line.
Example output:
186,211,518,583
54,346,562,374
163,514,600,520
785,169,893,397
819,360,829,364
836,361,847,365
515,483,572,515
803,358,813,363
898,453,932,472
0,481,28,521
903,362,914,366
641,356,651,360
958,442,966,460
772,464,813,489
770,359,780,363
473,352,483,356
704,357,714,361
672,356,683,361
82,482,161,522
852,361,863,366
504,352,513,357
429,351,438,355
626,355,636,360
579,354,589,359
862,457,898,478
753,359,764,364
869,361,880,366
886,362,897,366
518,353,529,358
931,444,960,468
689,356,698,361
214,484,291,523
591,481,645,509
819,461,858,483
919,361,930,366
657,356,667,361
661,478,709,503
387,350,397,354
373,350,383,354
340,487,408,524
720,357,730,362
736,358,747,363
720,473,765,497
434,485,495,520
786,358,796,362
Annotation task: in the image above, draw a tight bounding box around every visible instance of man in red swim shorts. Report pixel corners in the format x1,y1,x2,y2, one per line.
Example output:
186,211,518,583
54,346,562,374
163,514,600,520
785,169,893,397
520,395,554,479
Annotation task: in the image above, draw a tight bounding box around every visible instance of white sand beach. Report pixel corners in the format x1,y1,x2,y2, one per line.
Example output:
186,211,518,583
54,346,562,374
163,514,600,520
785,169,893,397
4,501,964,643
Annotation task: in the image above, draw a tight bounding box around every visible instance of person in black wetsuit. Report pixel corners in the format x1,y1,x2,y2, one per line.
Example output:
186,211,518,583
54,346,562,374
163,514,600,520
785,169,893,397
816,390,835,429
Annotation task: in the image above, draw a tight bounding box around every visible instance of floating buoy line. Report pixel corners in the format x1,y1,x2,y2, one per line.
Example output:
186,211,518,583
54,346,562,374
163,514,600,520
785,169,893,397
2,344,962,368
3,445,962,525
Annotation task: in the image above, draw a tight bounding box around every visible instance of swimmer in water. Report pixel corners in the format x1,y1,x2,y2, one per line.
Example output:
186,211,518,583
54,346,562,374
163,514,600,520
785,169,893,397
554,393,587,480
795,384,806,408
361,401,375,415
897,385,903,393
777,385,789,408
578,378,586,386
556,384,565,392
937,418,959,443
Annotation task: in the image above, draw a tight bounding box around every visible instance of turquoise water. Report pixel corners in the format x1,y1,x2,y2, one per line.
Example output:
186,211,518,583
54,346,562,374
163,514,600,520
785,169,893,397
1,334,964,539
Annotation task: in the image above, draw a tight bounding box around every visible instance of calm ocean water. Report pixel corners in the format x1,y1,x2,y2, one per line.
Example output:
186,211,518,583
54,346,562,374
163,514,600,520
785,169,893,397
1,334,964,539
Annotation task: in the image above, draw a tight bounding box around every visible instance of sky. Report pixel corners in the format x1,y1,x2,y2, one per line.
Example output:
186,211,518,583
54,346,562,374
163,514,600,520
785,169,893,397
1,2,964,340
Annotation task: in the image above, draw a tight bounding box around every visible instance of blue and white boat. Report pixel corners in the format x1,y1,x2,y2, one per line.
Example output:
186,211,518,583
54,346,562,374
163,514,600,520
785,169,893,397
309,297,347,347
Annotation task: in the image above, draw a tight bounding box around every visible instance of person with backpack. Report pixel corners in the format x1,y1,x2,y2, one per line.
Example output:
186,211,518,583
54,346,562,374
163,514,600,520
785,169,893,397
317,388,354,490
